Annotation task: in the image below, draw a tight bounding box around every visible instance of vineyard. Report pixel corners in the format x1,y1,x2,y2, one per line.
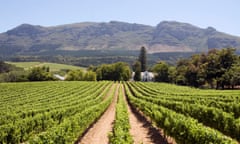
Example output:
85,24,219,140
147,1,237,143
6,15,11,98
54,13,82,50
0,81,113,143
124,82,240,144
0,81,239,144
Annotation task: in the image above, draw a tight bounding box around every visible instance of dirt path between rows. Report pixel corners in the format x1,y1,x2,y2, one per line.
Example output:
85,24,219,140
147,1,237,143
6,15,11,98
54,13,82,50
78,83,119,144
78,83,174,144
121,84,174,144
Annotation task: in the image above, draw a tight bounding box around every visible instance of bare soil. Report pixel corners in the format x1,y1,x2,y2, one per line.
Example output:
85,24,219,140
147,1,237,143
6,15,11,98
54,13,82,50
121,84,174,144
77,83,175,144
78,83,119,144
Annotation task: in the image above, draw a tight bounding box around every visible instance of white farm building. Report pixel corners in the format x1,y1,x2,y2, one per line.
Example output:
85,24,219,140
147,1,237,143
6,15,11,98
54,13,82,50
132,71,154,82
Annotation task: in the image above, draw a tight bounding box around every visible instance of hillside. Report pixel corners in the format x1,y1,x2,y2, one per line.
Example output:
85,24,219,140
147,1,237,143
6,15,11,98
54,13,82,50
0,21,240,56
6,62,85,72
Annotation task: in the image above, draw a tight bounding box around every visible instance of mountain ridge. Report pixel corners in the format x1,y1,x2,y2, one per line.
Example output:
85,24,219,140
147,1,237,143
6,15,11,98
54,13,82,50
0,20,240,56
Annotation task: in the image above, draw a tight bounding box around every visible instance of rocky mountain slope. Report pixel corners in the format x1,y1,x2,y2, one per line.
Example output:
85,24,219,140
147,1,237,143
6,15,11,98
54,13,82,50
0,21,240,55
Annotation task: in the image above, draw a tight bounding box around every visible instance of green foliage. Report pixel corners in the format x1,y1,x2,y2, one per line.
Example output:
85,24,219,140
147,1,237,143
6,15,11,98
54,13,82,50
6,61,85,72
84,71,97,81
0,61,29,82
128,82,240,140
109,85,133,144
0,81,113,143
175,59,189,85
65,69,84,81
0,70,29,82
219,63,240,89
28,66,55,81
65,69,96,81
168,66,177,83
138,46,147,72
175,48,239,88
152,61,170,82
124,82,239,143
185,55,206,87
0,61,23,73
0,80,239,143
96,62,131,81
133,61,141,81
0,61,12,73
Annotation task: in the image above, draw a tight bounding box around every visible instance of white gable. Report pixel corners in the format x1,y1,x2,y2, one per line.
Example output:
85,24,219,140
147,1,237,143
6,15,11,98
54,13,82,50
132,71,154,81
54,74,65,80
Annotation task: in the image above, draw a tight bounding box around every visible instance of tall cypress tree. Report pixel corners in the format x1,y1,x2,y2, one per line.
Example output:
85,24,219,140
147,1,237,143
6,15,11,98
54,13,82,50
133,61,141,81
138,46,147,72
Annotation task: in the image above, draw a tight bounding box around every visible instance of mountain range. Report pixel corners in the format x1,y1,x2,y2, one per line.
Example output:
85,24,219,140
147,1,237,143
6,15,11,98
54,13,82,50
0,21,240,56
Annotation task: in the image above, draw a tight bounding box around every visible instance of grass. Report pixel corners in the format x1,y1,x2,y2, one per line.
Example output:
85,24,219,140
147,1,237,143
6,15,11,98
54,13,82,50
6,61,86,72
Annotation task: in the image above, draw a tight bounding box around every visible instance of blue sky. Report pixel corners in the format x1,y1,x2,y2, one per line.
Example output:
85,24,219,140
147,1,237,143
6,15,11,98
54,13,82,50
1,0,239,36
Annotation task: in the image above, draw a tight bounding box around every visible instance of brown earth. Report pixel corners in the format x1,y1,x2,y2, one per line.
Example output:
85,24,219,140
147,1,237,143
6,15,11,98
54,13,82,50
78,83,119,144
121,84,175,144
78,83,175,144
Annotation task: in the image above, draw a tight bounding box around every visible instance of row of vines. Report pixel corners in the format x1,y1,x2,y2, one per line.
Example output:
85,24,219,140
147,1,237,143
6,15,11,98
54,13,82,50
109,84,133,144
0,81,114,144
124,82,240,144
1,81,239,144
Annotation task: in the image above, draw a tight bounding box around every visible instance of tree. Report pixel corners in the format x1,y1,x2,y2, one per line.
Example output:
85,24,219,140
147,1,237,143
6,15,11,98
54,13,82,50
0,71,28,82
205,49,219,88
0,61,11,73
138,46,147,72
174,48,238,88
168,66,177,83
0,61,28,82
28,67,54,81
0,61,23,73
65,69,84,81
175,59,189,85
204,48,237,89
152,61,169,82
133,61,141,81
95,62,131,81
96,64,114,81
65,69,96,81
184,55,206,87
216,48,237,89
113,62,131,81
84,71,96,81
220,63,240,89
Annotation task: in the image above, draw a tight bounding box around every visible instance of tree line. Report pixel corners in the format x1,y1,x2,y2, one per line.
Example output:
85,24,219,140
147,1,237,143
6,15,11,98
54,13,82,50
0,61,131,82
152,48,240,89
1,47,240,89
0,65,56,82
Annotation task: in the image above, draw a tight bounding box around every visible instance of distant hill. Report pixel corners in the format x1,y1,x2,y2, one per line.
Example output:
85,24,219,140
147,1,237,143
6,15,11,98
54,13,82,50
0,21,240,56
6,62,85,72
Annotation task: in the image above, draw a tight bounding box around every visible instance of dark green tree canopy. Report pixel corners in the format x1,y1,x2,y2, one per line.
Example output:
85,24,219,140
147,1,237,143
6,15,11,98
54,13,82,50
150,48,239,89
0,61,23,73
65,69,96,81
174,48,239,89
133,61,141,81
138,46,147,72
28,66,54,81
96,62,131,81
152,61,170,82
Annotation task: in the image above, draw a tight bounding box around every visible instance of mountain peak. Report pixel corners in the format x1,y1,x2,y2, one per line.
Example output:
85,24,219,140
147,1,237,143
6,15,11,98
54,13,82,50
0,20,240,55
6,24,45,36
205,26,217,35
